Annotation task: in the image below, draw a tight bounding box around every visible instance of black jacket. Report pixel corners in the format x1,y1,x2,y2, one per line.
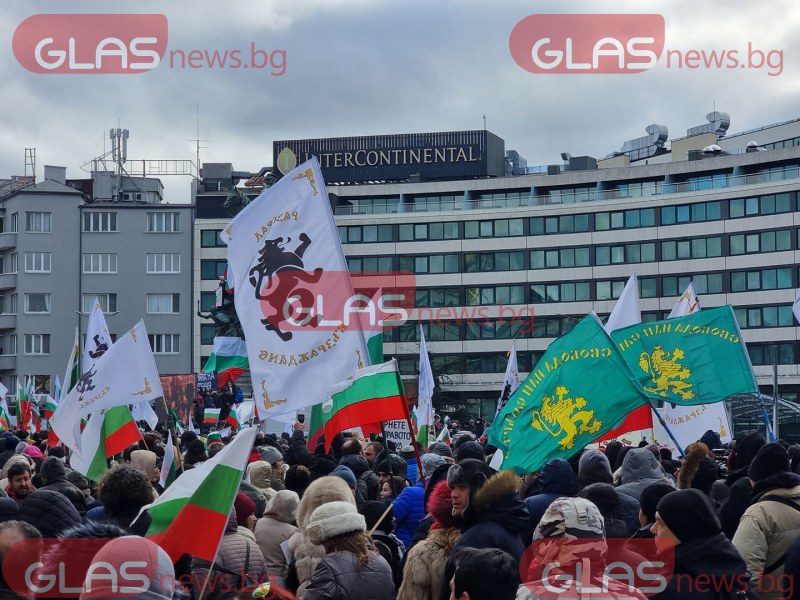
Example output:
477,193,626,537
653,533,753,600
17,490,81,537
717,470,753,539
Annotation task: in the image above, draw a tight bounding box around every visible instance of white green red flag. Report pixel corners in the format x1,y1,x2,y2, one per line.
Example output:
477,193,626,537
322,359,408,451
414,327,434,448
204,408,221,424
43,395,57,420
160,432,178,489
225,409,241,432
141,426,257,563
202,337,248,388
435,424,451,446
0,392,10,432
70,405,142,481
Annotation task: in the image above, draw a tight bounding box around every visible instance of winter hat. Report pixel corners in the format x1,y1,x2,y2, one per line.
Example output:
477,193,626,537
749,443,790,482
40,456,67,482
184,439,208,465
0,498,19,522
15,441,27,455
374,454,407,478
656,488,721,543
533,497,605,540
79,536,175,600
421,453,446,478
2,455,32,479
428,441,453,459
639,483,676,524
730,432,766,471
3,437,18,452
259,445,284,465
339,454,370,477
22,445,44,460
455,441,485,463
361,500,394,534
446,458,493,493
180,430,199,448
234,492,256,527
66,470,91,493
306,500,366,545
579,483,619,515
309,455,337,480
400,445,416,460
427,480,458,528
699,430,723,450
331,465,357,490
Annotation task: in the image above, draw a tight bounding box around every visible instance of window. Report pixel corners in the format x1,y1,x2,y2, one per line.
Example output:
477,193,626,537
147,293,179,314
730,193,793,218
748,343,796,366
149,334,179,354
146,212,180,232
398,254,458,274
596,278,657,301
10,214,16,233
662,274,723,297
595,243,655,265
595,208,655,231
415,288,460,308
466,285,525,306
531,248,590,269
661,237,722,261
396,322,460,342
82,253,117,274
731,268,793,292
464,218,524,239
661,201,722,225
464,252,525,272
466,320,525,340
346,256,393,272
339,224,393,244
147,253,181,274
9,254,17,274
201,324,216,345
531,282,591,303
6,295,16,315
25,212,51,233
200,229,226,248
24,252,51,273
24,334,50,355
6,335,16,355
201,260,228,280
530,214,590,235
731,230,792,255
530,316,580,338
24,294,50,314
83,212,118,232
734,306,795,329
398,222,459,241
200,292,216,312
82,294,117,313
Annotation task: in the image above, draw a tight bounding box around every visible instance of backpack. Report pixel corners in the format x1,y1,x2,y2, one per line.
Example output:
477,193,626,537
372,534,405,589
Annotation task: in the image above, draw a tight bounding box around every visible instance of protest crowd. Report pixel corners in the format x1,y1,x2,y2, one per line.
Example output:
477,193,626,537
1,413,800,600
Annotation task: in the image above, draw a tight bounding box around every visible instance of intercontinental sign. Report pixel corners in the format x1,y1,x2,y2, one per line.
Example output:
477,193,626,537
273,130,505,183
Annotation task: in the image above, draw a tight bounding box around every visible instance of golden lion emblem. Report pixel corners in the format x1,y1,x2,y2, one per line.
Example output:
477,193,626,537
639,345,694,401
261,380,288,410
531,385,602,450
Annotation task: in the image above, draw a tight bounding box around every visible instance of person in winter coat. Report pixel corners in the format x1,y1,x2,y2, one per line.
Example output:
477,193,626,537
259,446,287,492
340,454,379,501
676,442,720,499
630,482,675,539
38,456,86,515
524,458,578,533
717,432,766,539
398,481,461,600
87,464,156,535
450,461,528,561
255,490,300,588
518,497,646,600
651,489,751,600
285,475,356,597
17,489,81,537
362,501,406,590
616,448,671,502
303,500,394,600
732,443,800,600
578,449,642,535
248,461,277,502
393,477,425,548
579,483,629,537
191,508,268,600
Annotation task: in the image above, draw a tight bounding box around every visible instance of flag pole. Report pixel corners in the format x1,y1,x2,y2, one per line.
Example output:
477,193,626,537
379,420,397,498
404,399,426,488
646,399,686,458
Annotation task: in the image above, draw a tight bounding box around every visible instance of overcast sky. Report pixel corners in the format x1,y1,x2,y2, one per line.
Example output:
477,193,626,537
2,0,798,203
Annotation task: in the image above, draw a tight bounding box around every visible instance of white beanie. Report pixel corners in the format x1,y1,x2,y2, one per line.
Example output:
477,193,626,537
306,501,366,545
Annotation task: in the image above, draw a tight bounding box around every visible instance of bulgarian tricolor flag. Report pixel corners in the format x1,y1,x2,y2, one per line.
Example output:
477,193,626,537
17,377,34,430
159,433,178,489
0,396,10,432
322,359,409,451
140,427,257,563
306,403,324,450
71,405,143,482
226,409,241,432
436,424,451,446
43,394,57,420
414,327,435,448
202,337,248,388
204,408,221,424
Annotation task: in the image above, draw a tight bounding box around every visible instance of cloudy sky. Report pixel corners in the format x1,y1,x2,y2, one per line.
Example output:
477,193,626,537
1,0,798,203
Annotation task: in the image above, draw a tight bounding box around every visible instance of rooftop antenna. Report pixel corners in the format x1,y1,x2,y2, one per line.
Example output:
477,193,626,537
24,148,36,181
188,103,211,180
483,114,487,130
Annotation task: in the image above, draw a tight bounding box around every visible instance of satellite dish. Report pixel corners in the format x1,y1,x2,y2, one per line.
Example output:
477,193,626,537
746,141,758,148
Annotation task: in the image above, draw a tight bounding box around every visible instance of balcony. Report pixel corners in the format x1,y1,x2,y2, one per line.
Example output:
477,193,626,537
0,274,16,290
0,355,16,371
0,233,16,250
0,314,15,330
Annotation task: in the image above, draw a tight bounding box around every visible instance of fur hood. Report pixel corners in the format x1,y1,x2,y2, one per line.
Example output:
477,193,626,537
247,461,273,491
296,475,355,530
678,443,709,490
473,469,520,513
